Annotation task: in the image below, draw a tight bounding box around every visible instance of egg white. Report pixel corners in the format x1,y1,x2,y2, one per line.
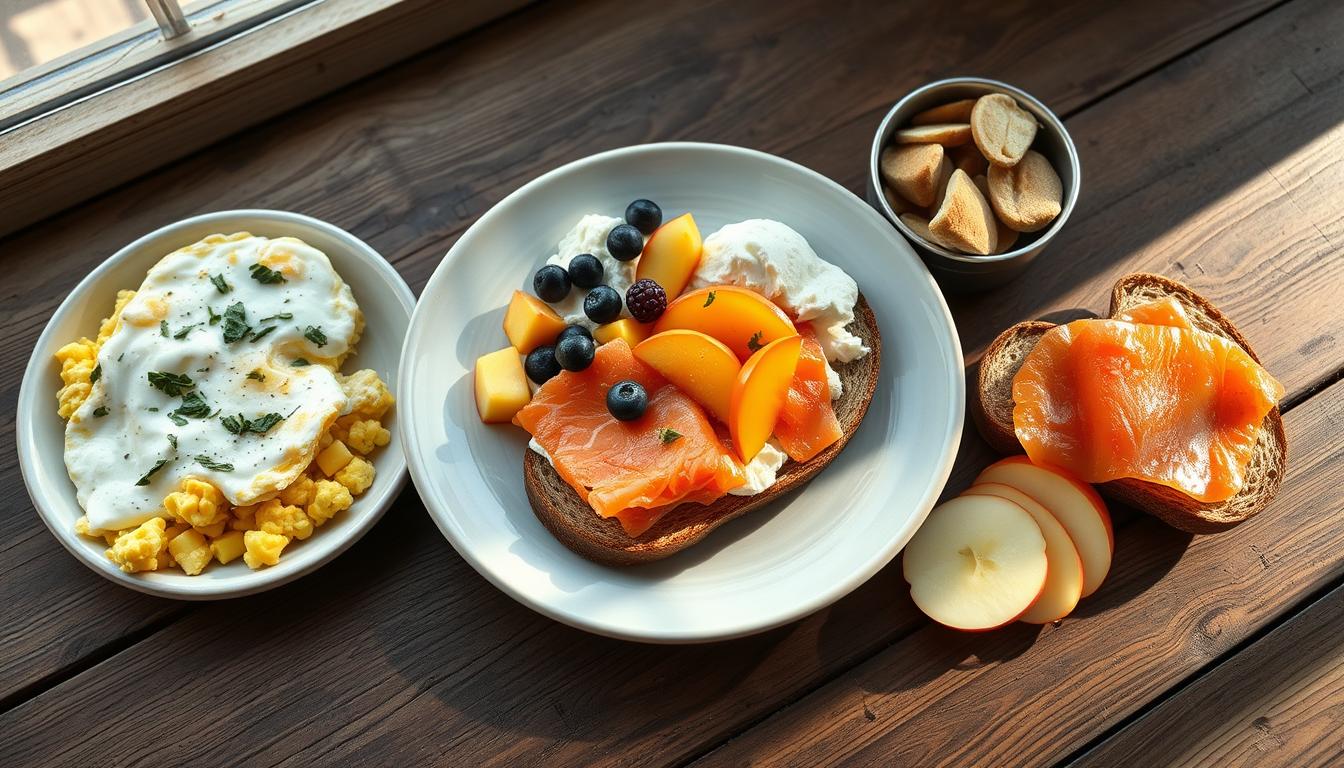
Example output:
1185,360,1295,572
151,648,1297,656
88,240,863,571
64,233,362,531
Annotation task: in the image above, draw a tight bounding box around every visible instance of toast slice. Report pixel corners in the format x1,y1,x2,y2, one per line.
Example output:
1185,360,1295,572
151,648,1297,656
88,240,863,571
524,295,882,565
973,273,1287,534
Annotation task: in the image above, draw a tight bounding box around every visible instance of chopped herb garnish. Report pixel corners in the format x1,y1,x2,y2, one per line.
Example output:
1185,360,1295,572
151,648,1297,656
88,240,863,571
173,323,199,340
259,312,293,322
250,325,277,343
303,326,327,347
248,263,287,284
173,391,211,419
195,455,234,472
292,358,311,367
746,331,764,353
135,459,169,486
147,371,194,396
207,306,222,326
704,291,716,308
246,369,265,382
221,302,249,343
168,413,187,426
160,320,170,338
221,411,285,436
89,364,101,385
210,274,231,294
167,435,178,450
92,406,109,417
196,367,210,373
148,407,160,412
656,427,683,444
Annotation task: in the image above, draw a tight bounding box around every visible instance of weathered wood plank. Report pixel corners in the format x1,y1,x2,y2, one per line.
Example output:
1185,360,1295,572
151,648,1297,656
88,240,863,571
0,0,1283,709
1073,582,1344,768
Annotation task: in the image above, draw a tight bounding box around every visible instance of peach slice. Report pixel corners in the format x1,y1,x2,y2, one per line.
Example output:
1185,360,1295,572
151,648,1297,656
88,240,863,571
633,330,740,424
974,456,1113,597
729,334,802,461
593,318,651,348
903,494,1048,631
654,286,796,362
503,290,567,354
963,483,1083,623
636,213,703,300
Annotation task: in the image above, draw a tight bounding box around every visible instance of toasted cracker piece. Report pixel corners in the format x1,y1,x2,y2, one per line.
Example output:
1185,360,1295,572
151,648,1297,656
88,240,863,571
970,94,1037,167
949,143,988,177
899,213,954,250
881,184,922,216
932,156,954,209
971,175,1020,253
910,98,977,126
894,123,973,147
880,144,944,208
987,150,1062,232
929,169,997,255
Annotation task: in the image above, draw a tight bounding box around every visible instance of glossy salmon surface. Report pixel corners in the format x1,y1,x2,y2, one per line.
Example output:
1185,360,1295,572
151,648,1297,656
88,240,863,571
774,327,843,462
1012,311,1284,503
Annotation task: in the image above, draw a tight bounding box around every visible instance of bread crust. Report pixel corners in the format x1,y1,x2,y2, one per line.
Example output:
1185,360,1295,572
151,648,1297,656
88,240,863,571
524,295,881,565
972,273,1287,533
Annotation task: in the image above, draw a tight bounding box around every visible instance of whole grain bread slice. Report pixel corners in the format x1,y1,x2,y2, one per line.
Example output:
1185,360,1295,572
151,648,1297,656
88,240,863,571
973,273,1286,534
524,295,881,566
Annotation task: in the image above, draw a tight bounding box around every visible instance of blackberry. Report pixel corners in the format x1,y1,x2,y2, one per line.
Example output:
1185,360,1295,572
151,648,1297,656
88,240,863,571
625,278,668,323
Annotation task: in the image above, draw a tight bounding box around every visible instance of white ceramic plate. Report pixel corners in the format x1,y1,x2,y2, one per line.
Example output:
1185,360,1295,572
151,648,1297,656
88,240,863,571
400,143,964,642
17,210,414,600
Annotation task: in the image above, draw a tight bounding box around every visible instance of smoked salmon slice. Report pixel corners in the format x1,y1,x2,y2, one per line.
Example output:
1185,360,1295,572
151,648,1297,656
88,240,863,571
514,340,746,536
774,327,843,462
1012,316,1284,503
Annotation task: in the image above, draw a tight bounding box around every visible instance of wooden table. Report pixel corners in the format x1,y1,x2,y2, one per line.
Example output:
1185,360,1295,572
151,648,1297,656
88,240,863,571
3,0,1343,764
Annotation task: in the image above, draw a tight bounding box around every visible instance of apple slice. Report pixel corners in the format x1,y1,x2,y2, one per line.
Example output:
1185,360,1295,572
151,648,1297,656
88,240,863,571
903,495,1048,631
974,456,1113,597
729,334,802,461
633,329,741,424
636,213,703,300
963,483,1083,623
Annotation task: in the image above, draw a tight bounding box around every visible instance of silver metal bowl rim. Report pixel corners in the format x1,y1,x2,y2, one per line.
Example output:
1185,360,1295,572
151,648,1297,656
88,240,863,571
869,76,1082,265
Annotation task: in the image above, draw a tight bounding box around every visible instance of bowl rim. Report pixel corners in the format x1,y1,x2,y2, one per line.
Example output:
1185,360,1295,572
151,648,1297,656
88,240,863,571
398,141,966,642
869,76,1081,264
16,209,415,600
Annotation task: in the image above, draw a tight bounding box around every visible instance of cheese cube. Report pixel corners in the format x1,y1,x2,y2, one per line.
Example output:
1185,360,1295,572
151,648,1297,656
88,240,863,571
594,318,651,348
475,347,531,423
316,439,355,477
211,530,246,565
168,529,213,576
503,290,566,353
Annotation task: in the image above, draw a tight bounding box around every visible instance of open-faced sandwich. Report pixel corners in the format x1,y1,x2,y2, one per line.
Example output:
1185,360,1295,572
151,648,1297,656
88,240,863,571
474,200,880,564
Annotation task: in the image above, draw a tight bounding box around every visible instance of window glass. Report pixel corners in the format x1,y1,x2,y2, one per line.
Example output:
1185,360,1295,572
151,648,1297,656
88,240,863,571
0,0,150,80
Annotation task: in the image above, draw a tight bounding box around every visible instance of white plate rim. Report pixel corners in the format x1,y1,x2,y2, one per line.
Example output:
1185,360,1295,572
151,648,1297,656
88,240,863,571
399,142,964,642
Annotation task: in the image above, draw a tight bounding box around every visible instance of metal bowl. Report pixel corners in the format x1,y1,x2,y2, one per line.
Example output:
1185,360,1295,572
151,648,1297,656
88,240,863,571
867,77,1080,291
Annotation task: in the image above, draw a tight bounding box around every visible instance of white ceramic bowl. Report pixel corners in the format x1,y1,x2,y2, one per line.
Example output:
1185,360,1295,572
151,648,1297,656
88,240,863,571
400,143,964,643
17,210,415,600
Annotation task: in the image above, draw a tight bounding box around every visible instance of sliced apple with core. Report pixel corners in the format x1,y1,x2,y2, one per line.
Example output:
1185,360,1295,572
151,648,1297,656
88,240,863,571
903,495,1048,631
963,483,1083,624
636,213,703,300
729,334,802,461
654,285,796,362
633,330,740,424
974,456,1113,597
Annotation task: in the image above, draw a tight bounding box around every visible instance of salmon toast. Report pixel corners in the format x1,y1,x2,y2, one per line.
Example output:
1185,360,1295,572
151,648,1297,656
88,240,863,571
774,328,844,463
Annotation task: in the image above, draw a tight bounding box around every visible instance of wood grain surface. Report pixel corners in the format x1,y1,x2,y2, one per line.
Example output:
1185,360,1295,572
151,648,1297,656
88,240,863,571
3,0,1344,765
1073,583,1344,767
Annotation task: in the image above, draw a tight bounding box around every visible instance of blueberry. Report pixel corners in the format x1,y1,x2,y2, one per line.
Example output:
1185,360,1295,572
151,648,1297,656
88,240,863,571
583,285,623,324
606,224,644,262
524,345,562,384
554,334,596,372
606,379,648,421
556,324,593,345
533,265,570,302
625,199,663,235
567,253,604,288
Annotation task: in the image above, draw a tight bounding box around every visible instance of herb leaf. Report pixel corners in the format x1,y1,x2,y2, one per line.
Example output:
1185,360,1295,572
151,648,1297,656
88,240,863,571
89,364,101,385
207,306,222,326
135,459,169,486
656,427,683,444
704,291,716,308
210,274,231,294
250,325,277,343
173,391,211,419
221,411,285,436
168,414,188,426
148,371,194,396
160,320,170,338
746,331,764,353
248,263,287,284
92,406,109,417
291,358,311,367
303,326,327,347
195,455,234,472
173,323,199,340
246,369,265,382
259,312,292,322
221,302,249,343
167,435,178,450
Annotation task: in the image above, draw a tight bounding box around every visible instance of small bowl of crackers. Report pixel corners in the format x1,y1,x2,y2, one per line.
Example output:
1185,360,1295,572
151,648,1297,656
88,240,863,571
868,77,1080,291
